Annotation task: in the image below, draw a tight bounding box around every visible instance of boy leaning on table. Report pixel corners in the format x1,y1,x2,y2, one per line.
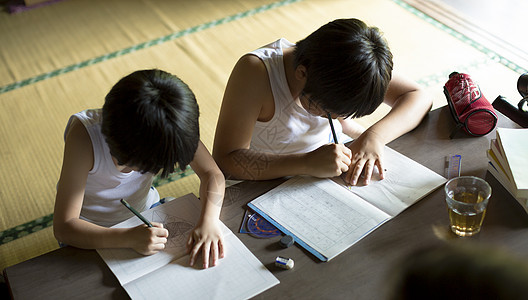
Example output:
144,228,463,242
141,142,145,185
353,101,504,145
53,69,225,269
213,18,433,186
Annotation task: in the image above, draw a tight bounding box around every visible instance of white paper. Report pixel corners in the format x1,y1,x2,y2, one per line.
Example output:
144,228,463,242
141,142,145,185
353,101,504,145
97,194,279,300
251,176,390,260
335,146,447,216
250,146,446,261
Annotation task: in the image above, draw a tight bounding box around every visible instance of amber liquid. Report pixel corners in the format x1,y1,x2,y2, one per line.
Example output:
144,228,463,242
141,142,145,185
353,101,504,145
448,192,487,237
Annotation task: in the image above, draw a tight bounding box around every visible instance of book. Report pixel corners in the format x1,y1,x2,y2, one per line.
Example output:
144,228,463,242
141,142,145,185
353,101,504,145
248,146,447,261
97,193,279,300
487,148,514,192
488,139,513,182
487,129,528,212
487,160,528,213
495,128,528,198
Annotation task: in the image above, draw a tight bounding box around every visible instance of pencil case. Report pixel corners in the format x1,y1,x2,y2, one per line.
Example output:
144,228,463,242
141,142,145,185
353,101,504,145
444,72,498,138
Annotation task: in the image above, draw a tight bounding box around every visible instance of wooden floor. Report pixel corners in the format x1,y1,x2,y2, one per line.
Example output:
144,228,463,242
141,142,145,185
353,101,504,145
0,0,525,284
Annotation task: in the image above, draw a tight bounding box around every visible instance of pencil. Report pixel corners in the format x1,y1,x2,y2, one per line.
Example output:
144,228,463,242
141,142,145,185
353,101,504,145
120,199,153,227
327,113,339,144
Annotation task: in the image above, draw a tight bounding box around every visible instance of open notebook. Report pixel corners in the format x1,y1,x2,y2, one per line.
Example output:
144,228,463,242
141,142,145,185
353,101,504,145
97,194,279,300
248,146,446,261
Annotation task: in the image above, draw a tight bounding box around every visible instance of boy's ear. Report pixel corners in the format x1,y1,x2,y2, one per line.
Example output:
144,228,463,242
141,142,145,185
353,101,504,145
294,65,308,81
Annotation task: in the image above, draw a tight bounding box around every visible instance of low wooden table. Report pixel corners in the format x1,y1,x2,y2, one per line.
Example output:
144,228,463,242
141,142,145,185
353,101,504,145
4,106,527,299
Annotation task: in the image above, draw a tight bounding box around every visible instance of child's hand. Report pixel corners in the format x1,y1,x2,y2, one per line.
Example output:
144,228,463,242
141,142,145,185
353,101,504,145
305,144,352,178
130,222,168,255
187,219,224,269
345,130,385,186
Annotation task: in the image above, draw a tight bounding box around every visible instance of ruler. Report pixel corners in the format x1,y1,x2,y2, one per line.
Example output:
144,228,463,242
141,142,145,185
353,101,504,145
445,155,462,179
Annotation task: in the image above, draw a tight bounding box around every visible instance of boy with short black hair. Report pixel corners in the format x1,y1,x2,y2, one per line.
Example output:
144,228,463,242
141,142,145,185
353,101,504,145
54,69,225,269
293,18,393,118
213,18,432,185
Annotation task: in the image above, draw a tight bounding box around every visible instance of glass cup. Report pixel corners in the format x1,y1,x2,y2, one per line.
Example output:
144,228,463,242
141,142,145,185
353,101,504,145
445,176,492,237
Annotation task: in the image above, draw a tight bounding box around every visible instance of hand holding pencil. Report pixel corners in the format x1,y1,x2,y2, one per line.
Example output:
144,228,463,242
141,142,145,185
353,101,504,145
302,115,351,178
121,199,169,255
327,113,339,144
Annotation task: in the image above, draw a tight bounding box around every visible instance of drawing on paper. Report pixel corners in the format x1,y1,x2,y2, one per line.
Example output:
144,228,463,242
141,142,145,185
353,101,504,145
147,211,195,248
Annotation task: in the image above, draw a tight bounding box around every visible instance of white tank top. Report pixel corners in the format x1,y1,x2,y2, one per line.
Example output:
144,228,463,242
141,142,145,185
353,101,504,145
249,38,345,154
65,109,159,227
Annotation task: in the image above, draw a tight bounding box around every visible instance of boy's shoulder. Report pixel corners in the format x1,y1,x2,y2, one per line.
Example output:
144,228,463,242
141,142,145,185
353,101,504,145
65,109,102,140
74,109,103,126
227,54,270,95
238,53,266,70
62,113,95,172
65,116,91,146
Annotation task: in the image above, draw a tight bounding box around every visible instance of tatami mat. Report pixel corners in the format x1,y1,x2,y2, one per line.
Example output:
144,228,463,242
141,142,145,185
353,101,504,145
0,0,282,86
0,0,524,271
401,0,528,73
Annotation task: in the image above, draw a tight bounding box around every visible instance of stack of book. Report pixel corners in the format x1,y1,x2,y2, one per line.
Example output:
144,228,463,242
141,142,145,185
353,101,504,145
487,128,528,212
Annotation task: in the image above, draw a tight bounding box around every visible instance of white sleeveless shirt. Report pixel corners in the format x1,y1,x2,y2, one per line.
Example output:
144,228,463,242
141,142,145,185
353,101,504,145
249,38,345,155
65,109,159,227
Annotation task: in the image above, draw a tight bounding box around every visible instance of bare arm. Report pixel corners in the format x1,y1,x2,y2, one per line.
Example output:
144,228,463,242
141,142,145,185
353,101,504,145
365,72,432,143
339,118,366,139
53,118,168,255
186,141,226,268
345,72,433,185
213,55,351,180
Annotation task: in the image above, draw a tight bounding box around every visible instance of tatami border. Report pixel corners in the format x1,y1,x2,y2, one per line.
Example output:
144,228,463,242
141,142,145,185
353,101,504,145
0,0,302,95
0,0,302,246
393,0,527,75
2,0,525,246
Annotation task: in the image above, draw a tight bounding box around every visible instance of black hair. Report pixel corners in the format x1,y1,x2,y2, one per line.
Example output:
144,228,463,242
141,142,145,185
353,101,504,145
294,18,393,118
102,69,199,178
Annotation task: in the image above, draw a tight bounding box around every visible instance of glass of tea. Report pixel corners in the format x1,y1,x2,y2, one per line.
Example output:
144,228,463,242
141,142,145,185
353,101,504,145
445,176,492,237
